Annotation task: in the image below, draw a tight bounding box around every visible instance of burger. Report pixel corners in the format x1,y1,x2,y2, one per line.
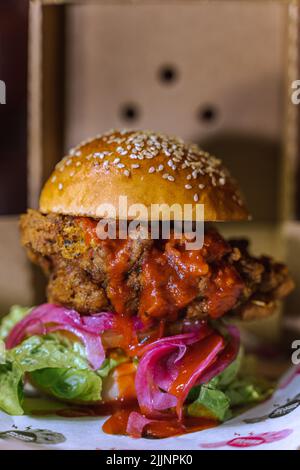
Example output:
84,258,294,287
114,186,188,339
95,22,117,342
0,130,294,438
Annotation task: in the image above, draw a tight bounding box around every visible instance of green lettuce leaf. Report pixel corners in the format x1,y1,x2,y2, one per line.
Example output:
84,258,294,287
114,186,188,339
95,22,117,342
225,377,274,406
0,305,31,340
0,361,24,415
216,347,243,388
0,332,123,415
30,367,102,402
7,335,89,372
187,346,273,422
187,384,231,421
96,357,120,378
0,340,5,364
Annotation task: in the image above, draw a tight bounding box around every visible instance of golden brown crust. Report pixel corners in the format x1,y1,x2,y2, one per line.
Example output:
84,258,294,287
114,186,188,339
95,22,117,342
40,130,250,221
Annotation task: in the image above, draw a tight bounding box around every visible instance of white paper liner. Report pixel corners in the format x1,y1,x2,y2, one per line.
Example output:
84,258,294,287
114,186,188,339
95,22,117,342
0,365,299,450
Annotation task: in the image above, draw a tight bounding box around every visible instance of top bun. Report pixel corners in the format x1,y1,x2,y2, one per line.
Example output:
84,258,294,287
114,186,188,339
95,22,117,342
40,129,250,221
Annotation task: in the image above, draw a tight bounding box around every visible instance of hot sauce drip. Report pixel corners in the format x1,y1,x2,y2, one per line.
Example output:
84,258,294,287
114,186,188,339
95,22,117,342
71,220,242,438
76,218,244,323
169,333,224,399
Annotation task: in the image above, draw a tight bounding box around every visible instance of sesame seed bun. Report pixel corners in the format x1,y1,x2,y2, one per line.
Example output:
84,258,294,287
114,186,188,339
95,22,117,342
39,130,250,221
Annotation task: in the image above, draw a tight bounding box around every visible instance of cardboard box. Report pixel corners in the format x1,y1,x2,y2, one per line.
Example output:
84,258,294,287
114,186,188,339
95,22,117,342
1,0,299,343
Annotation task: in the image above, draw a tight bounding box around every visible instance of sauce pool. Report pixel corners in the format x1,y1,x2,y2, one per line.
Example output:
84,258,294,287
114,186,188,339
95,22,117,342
102,408,217,439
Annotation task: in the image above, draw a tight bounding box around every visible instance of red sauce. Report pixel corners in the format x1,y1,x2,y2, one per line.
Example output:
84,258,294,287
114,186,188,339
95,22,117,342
102,408,217,438
205,263,245,318
76,218,244,322
111,315,139,354
138,244,209,321
143,416,217,439
102,407,137,435
169,333,224,399
102,238,134,316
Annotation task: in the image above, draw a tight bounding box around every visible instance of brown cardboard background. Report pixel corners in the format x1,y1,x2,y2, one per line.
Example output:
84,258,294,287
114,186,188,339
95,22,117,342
1,0,298,325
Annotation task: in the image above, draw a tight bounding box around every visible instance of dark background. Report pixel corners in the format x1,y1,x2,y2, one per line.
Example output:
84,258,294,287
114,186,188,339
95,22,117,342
0,0,28,214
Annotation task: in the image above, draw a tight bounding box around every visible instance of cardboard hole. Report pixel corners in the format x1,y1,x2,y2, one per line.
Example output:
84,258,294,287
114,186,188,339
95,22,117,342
198,105,218,123
120,103,140,122
158,65,178,84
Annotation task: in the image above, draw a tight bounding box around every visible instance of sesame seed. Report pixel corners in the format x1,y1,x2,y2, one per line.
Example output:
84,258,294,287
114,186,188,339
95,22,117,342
84,130,226,190
194,193,199,202
131,163,140,169
76,161,81,167
113,158,120,164
168,175,175,182
124,169,130,177
148,166,155,173
162,173,169,179
66,159,72,166
199,183,205,189
94,152,105,159
51,175,57,183
117,163,125,168
103,160,109,168
70,171,75,177
185,184,192,189
58,183,63,190
75,151,81,157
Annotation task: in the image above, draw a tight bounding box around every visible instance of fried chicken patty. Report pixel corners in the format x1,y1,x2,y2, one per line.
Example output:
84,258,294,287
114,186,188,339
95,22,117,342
20,210,294,323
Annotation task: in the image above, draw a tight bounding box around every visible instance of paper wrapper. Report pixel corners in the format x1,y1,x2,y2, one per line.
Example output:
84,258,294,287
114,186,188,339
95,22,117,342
0,365,299,450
